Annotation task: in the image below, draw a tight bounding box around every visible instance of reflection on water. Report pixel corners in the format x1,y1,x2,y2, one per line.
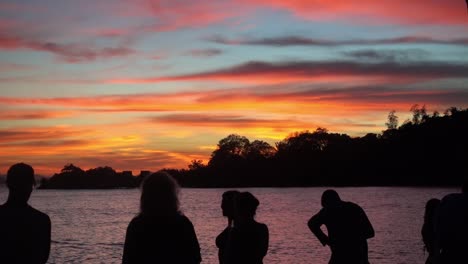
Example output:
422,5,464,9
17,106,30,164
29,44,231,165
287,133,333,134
0,187,456,263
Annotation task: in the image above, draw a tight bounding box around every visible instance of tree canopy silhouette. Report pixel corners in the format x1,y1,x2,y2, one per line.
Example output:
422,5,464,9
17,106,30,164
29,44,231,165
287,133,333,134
39,106,468,189
40,164,136,189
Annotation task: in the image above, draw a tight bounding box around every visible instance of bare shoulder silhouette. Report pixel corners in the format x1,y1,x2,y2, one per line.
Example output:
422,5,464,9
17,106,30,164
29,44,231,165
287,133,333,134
122,171,201,264
308,189,374,264
224,192,269,264
0,163,51,264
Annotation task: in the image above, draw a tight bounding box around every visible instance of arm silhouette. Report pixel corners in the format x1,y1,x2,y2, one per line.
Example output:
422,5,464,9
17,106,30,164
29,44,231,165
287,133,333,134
358,206,374,239
257,224,269,259
185,219,202,264
122,221,137,264
308,210,330,246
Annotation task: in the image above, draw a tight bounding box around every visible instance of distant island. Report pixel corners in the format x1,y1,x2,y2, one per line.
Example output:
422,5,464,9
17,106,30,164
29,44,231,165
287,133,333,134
39,105,468,189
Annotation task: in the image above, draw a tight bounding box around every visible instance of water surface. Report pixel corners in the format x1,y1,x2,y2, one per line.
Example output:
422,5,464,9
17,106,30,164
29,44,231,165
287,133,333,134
0,187,455,263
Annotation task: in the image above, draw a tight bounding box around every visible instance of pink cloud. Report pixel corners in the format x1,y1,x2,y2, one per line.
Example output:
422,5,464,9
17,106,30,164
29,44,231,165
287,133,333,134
144,0,242,31
0,63,35,72
248,0,468,25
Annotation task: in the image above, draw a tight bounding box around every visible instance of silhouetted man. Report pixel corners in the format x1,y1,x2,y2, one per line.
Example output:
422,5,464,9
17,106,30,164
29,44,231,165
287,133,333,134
308,190,374,264
0,163,51,264
435,180,468,264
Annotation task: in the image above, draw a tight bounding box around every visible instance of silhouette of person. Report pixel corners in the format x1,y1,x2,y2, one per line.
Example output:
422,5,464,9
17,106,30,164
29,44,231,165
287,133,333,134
224,191,269,264
308,189,374,264
422,198,441,264
0,163,51,264
122,171,201,264
435,180,468,264
216,190,240,264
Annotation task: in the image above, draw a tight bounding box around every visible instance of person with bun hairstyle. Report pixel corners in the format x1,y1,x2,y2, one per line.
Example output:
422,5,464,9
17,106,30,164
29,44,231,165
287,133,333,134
224,191,269,264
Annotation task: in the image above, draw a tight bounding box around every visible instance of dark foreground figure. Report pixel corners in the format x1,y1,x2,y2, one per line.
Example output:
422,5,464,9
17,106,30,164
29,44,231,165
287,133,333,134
435,181,468,264
122,171,201,264
223,192,269,264
308,189,374,264
422,198,440,264
0,163,51,264
216,190,240,264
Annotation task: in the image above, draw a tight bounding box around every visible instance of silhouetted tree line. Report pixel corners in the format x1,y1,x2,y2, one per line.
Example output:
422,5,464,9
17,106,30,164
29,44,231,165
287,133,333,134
174,105,468,187
39,164,138,189
39,106,468,189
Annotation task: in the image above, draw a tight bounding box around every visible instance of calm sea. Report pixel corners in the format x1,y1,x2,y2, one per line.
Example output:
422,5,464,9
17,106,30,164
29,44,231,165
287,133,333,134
0,187,456,264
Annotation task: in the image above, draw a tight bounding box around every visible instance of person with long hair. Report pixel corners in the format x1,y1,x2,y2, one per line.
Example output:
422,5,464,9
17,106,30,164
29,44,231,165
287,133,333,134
122,171,201,264
421,198,440,264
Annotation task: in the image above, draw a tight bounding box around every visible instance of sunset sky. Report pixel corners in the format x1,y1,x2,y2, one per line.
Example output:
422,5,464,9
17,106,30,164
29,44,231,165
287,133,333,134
1,0,467,175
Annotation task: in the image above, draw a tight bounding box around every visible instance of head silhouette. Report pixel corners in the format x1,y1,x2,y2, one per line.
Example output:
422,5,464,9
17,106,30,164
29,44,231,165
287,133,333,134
236,192,259,220
6,163,35,204
424,198,440,223
140,171,179,217
221,190,240,218
321,189,341,208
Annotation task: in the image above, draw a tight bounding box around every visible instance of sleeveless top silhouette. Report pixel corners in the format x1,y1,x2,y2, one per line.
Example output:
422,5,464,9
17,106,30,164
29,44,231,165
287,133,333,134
122,213,201,264
0,203,51,264
309,201,374,264
216,226,232,264
223,220,269,264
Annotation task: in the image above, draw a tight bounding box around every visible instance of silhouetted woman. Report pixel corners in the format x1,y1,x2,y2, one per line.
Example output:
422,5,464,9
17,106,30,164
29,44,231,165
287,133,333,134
225,192,269,264
122,171,201,264
422,198,440,264
216,190,240,264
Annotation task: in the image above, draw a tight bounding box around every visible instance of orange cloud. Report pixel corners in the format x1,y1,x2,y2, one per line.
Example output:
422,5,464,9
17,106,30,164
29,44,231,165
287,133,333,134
0,122,196,175
0,126,94,143
0,148,195,176
0,110,74,120
145,113,310,130
1,84,466,116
